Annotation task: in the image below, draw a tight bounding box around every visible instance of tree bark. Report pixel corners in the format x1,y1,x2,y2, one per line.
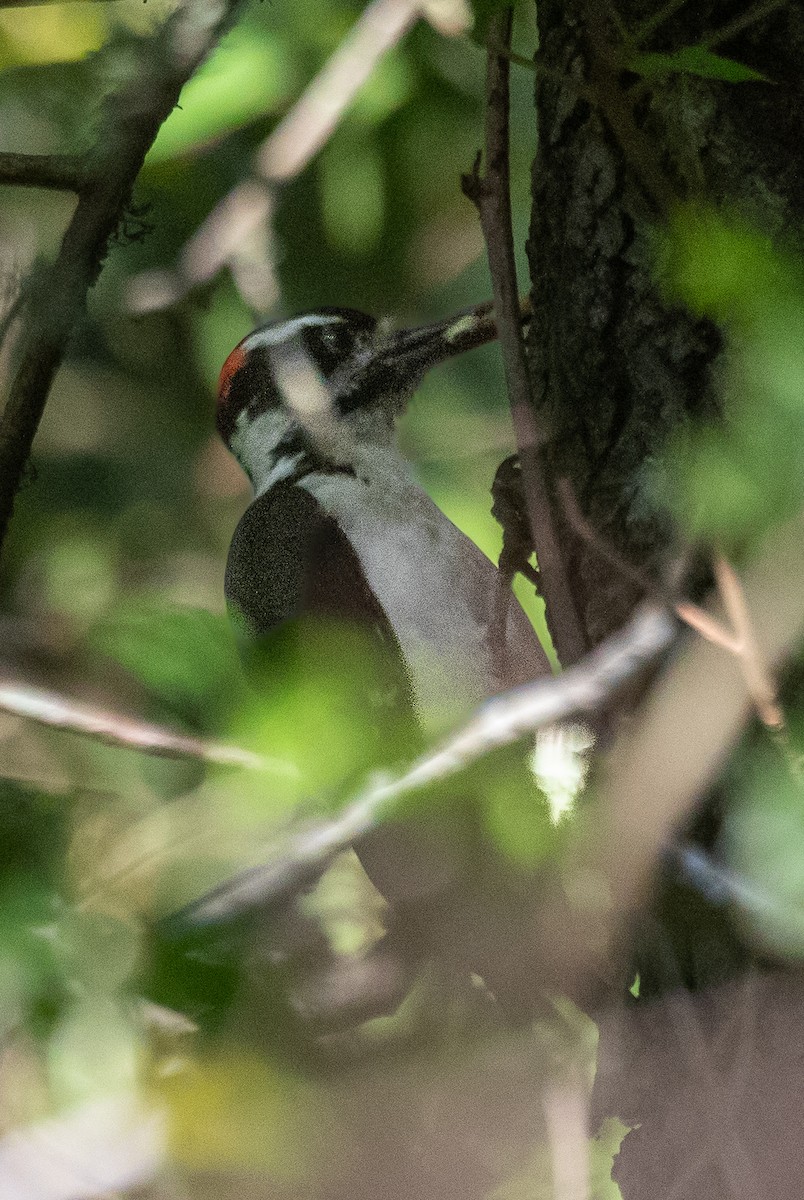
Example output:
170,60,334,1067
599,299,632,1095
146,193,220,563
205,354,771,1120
527,0,804,648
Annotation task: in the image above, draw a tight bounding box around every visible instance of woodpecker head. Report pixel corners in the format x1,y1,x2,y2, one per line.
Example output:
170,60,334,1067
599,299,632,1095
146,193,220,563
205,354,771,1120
216,305,503,491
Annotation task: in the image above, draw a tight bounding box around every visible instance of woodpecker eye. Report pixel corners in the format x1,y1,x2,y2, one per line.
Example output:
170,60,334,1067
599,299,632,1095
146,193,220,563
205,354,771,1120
301,311,375,378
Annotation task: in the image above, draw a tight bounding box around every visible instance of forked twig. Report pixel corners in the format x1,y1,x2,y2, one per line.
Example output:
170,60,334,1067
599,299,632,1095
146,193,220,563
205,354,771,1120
558,478,783,728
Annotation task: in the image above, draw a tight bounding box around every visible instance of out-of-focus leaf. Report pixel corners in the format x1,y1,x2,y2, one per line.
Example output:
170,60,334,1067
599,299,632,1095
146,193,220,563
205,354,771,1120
723,739,804,958
146,27,292,163
90,602,246,723
0,875,60,1035
0,1094,164,1199
54,910,142,994
319,137,385,254
590,1117,631,1200
662,209,804,545
480,749,557,867
351,50,414,125
628,46,770,84
0,4,104,67
161,1052,327,1174
48,994,143,1106
230,617,420,805
42,532,117,623
661,207,795,326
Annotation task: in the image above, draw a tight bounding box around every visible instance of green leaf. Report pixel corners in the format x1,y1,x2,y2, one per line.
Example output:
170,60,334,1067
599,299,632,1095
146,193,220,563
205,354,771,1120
724,741,804,958
146,27,292,163
319,137,385,255
90,603,246,725
628,46,770,84
661,209,804,547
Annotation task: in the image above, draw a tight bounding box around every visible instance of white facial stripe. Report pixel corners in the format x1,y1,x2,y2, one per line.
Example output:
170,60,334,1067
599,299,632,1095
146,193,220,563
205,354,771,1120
231,407,302,496
243,314,343,352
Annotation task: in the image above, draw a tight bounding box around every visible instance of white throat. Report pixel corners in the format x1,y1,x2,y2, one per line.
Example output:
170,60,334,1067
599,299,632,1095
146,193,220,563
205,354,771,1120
230,404,402,497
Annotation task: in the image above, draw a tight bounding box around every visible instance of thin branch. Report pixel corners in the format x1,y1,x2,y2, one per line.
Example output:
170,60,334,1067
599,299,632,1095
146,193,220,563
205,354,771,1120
0,152,83,192
674,600,742,655
703,0,789,51
0,0,245,554
170,507,804,1014
558,478,783,727
624,0,692,50
482,42,597,100
257,0,421,182
557,476,673,604
0,676,294,774
463,8,587,667
172,603,676,928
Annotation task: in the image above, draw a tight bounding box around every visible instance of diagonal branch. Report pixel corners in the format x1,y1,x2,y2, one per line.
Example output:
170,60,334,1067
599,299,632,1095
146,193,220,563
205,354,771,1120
172,603,676,929
463,7,587,667
0,0,246,555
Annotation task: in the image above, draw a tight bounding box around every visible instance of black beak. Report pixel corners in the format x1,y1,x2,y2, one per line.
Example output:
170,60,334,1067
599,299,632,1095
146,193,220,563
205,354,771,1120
335,298,530,414
377,296,531,379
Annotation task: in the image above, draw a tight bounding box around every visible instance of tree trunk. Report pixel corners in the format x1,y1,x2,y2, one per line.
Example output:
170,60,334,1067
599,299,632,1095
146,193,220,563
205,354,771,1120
527,0,804,648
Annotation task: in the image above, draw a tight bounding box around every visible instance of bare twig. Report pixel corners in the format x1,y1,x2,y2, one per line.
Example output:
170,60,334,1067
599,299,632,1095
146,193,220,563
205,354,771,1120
0,152,83,192
624,0,692,50
703,0,788,51
557,476,672,604
0,0,245,554
478,41,598,99
542,1075,590,1200
257,0,421,182
0,676,294,774
173,603,676,927
673,600,741,653
558,479,784,728
463,8,587,667
171,506,804,1015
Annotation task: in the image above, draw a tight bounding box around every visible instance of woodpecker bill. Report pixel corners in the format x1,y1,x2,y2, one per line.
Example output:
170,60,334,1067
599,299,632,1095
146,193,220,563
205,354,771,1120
208,305,551,960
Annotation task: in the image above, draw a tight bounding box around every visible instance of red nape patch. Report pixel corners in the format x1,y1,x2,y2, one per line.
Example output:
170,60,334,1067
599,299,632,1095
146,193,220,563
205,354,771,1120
217,343,247,406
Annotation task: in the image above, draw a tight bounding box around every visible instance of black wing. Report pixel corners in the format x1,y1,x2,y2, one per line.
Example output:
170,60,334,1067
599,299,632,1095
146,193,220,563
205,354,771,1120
224,478,418,734
225,479,398,638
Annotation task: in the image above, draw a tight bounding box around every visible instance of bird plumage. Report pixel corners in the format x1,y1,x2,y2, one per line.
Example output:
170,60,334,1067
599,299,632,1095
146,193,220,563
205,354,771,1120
211,307,552,1022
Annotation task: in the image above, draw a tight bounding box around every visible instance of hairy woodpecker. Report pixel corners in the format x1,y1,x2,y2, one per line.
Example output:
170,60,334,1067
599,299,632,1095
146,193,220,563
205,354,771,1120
213,305,552,1012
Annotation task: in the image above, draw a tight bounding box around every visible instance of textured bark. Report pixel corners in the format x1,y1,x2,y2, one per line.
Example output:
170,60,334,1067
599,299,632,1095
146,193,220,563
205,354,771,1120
527,0,804,648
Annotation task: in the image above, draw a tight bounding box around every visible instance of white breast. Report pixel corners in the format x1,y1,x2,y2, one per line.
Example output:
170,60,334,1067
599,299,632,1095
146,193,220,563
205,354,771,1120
301,450,549,735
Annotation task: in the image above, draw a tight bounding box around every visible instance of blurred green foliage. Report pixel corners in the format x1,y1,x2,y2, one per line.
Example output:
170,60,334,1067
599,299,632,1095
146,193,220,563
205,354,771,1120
661,208,804,548
723,733,804,958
